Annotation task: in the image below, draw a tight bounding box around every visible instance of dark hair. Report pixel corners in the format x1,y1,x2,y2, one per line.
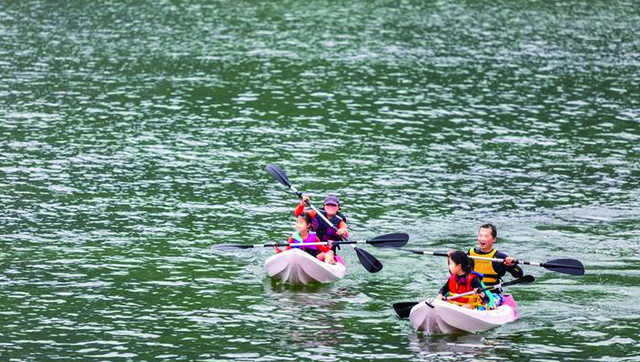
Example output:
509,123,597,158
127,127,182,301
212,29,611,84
298,212,315,231
479,223,497,239
450,250,474,274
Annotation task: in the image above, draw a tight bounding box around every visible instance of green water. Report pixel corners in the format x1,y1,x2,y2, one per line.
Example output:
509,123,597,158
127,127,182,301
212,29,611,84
1,0,639,360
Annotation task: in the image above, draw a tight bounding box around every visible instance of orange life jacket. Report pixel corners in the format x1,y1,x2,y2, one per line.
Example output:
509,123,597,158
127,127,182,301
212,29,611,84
447,273,478,305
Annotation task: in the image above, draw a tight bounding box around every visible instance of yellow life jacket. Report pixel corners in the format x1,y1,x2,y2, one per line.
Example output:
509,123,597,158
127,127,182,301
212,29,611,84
469,248,500,286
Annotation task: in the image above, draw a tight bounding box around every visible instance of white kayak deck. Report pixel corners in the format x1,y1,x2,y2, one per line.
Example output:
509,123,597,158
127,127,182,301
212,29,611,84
409,296,518,334
264,248,346,285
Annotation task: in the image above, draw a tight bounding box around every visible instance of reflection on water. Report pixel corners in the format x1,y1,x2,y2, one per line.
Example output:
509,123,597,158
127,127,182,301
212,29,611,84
407,333,494,360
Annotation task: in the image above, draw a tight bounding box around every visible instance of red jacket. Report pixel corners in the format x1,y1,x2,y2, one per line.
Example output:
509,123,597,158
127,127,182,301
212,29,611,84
443,273,482,304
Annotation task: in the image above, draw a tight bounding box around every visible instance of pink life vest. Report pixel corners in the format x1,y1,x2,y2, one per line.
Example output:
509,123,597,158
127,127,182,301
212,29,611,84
291,231,319,251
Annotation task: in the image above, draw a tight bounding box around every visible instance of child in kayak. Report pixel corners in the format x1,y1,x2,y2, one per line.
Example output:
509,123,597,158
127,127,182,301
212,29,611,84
437,251,495,309
294,194,348,265
469,223,523,289
274,212,334,261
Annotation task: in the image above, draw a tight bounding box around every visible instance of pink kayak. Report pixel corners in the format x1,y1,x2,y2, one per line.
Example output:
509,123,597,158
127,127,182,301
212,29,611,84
264,248,346,285
409,295,518,334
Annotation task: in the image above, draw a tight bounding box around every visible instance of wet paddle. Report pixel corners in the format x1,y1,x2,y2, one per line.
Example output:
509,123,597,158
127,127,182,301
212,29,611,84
215,232,409,250
393,275,535,319
267,164,390,273
404,249,585,276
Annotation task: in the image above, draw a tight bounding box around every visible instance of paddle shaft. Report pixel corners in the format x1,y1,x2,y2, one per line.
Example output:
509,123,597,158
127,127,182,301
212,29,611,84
239,239,376,249
438,275,535,303
446,288,486,301
467,255,585,272
412,250,522,264
469,255,526,264
445,283,500,301
411,250,584,272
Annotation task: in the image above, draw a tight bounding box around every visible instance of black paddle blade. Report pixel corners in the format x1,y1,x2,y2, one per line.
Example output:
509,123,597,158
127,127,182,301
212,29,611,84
367,233,409,248
354,247,383,273
214,244,254,250
266,164,292,188
501,275,535,287
541,258,585,276
393,302,418,319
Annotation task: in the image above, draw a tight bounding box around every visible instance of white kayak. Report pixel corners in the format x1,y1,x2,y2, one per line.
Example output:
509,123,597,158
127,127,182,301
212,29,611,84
409,295,518,334
264,248,346,285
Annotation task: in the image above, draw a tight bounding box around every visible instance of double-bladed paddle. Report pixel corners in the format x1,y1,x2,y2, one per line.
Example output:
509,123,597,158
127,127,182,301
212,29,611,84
266,164,404,273
215,232,410,250
393,275,536,319
404,249,585,276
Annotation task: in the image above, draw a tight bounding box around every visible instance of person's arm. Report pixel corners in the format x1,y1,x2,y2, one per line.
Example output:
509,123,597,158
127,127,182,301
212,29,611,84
336,220,348,238
294,201,305,217
274,235,294,253
495,251,524,278
294,203,317,219
294,195,318,216
438,281,450,299
317,236,331,253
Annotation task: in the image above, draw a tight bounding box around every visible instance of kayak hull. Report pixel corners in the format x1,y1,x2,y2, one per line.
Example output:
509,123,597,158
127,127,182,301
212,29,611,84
264,249,346,285
409,296,517,334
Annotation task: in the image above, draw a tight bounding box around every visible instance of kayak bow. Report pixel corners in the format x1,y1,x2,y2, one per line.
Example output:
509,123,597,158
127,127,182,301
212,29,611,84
409,295,518,334
264,248,346,285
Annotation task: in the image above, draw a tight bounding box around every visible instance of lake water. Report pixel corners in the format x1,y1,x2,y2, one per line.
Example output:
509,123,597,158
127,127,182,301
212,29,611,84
1,0,639,361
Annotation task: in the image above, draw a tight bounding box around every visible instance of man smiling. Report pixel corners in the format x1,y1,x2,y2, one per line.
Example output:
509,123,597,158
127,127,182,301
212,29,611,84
469,223,524,288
